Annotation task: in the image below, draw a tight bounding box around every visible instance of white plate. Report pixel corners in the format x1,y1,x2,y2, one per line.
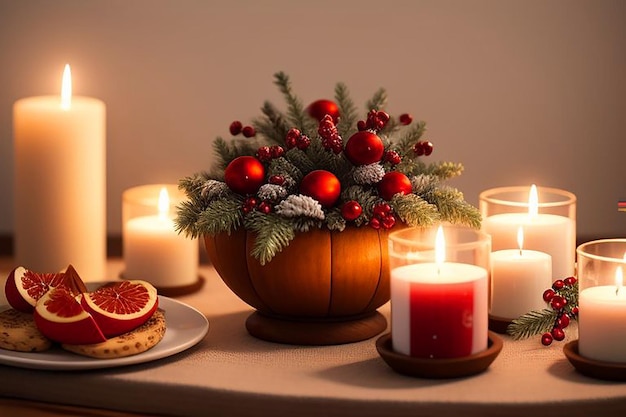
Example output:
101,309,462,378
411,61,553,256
0,296,209,370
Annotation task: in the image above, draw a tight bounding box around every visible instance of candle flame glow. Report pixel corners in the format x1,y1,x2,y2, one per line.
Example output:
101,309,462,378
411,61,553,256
517,226,524,256
158,187,170,219
435,225,445,270
61,64,72,110
528,184,538,218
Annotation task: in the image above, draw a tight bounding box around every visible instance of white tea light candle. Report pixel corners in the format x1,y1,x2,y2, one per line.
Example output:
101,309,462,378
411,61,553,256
123,185,198,289
13,64,106,280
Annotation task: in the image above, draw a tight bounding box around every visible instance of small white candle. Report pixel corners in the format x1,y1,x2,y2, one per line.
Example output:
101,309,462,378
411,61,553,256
482,185,575,280
578,266,626,363
123,187,198,288
13,65,106,280
490,227,552,319
391,226,489,358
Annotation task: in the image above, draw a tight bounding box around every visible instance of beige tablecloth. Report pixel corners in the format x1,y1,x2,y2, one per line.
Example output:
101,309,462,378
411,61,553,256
0,258,625,417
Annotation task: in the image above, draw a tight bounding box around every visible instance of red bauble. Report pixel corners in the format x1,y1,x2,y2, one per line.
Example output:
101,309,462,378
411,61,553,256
377,171,412,201
224,156,266,195
299,170,341,208
306,99,340,123
341,200,362,221
344,131,384,165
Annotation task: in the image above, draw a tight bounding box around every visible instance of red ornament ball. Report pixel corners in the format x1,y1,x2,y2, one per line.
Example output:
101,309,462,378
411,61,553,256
306,99,340,123
299,170,341,208
224,156,266,195
378,171,412,201
344,131,385,165
341,200,363,221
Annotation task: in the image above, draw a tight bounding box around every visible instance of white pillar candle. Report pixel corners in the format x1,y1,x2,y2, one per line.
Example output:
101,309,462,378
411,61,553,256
482,185,575,280
391,227,488,358
123,187,198,288
578,267,626,363
13,65,106,280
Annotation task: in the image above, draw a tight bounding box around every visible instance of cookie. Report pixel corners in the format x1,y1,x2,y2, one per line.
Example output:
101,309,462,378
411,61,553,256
62,309,166,359
0,308,52,352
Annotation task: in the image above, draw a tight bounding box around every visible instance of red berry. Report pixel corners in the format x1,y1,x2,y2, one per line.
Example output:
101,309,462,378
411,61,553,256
269,175,285,186
413,142,425,156
543,288,556,303
229,121,243,136
341,201,363,221
570,306,579,316
357,120,367,131
296,135,311,150
552,280,565,290
422,141,433,156
257,201,272,214
242,125,256,138
286,128,301,149
256,146,272,162
384,150,401,165
270,145,284,158
541,332,553,346
399,113,413,125
564,276,577,286
557,314,570,329
373,203,391,217
550,295,567,310
551,327,565,341
382,215,396,229
369,217,381,229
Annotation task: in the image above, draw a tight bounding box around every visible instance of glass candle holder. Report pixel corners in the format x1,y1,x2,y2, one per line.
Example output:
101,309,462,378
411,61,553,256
388,224,491,359
122,184,198,290
576,239,626,363
479,185,576,280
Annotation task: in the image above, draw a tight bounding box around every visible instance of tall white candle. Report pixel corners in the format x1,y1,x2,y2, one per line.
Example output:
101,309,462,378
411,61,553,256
578,267,626,363
482,185,575,280
13,65,106,280
123,187,198,288
490,227,552,319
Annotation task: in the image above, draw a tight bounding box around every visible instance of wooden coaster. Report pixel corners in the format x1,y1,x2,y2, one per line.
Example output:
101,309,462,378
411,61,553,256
245,311,387,345
563,340,626,381
376,331,503,379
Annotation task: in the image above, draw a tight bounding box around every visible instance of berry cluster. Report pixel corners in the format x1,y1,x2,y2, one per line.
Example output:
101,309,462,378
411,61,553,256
285,128,311,150
256,145,285,162
540,276,579,346
357,110,390,132
230,121,256,138
243,196,273,214
318,115,342,154
413,141,434,156
369,203,396,230
383,150,401,165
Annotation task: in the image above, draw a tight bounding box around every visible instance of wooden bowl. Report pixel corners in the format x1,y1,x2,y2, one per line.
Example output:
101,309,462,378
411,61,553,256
204,225,396,345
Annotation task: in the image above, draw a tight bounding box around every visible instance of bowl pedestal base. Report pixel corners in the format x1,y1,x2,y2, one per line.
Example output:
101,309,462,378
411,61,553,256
245,311,387,345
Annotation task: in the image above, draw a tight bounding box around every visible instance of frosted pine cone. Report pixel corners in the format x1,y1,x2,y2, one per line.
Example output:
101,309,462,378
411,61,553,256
352,163,385,185
201,179,230,201
257,184,288,201
275,194,325,220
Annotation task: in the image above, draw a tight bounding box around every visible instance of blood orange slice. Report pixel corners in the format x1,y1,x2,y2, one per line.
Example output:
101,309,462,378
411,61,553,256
4,265,87,313
81,280,158,338
33,287,106,345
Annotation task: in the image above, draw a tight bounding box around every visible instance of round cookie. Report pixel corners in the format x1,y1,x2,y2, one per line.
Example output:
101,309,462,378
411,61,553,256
62,309,166,359
0,308,52,352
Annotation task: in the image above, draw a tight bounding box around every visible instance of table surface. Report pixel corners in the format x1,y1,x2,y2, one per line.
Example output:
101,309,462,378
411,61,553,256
1,257,625,417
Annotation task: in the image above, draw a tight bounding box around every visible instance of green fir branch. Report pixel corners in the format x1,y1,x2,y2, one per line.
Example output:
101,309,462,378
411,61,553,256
366,88,388,111
395,121,427,157
507,309,558,340
212,136,258,172
391,193,440,227
244,211,296,265
424,161,465,180
273,71,316,136
427,188,482,229
253,101,290,146
196,198,244,237
334,82,358,138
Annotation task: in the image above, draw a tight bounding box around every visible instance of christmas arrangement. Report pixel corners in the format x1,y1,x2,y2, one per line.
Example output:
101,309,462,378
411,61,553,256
175,72,481,265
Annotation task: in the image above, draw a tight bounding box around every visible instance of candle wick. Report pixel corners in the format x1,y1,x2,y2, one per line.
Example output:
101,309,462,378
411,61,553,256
519,248,522,257
617,286,620,296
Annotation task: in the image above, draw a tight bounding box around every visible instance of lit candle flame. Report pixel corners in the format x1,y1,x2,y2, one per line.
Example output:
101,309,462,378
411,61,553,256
61,64,72,110
158,187,170,219
616,267,623,296
435,225,445,274
517,226,524,256
528,184,538,218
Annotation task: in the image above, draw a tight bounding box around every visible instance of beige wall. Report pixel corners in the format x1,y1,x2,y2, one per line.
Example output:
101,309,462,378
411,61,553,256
1,0,625,240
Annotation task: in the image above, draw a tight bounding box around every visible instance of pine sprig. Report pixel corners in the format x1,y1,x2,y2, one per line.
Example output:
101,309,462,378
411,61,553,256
212,136,258,173
334,82,358,138
395,120,427,157
391,193,440,227
244,211,296,265
273,71,316,136
507,309,558,340
253,101,290,146
366,88,388,112
196,198,243,237
427,188,482,229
